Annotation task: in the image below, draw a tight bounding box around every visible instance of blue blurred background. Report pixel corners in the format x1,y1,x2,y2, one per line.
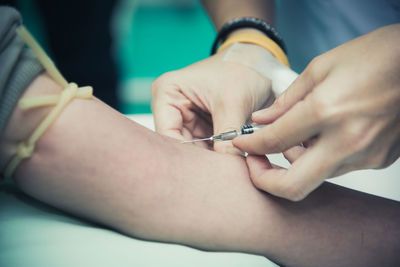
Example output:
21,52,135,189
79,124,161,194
18,0,215,114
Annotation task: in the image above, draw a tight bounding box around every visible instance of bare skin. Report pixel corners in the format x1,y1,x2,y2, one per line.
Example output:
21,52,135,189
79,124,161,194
1,73,399,266
202,0,275,30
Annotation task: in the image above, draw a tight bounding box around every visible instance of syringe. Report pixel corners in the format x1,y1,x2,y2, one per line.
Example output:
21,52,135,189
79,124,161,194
181,124,264,144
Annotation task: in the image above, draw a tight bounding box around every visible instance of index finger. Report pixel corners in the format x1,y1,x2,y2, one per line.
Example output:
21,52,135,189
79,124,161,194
233,97,321,155
153,104,186,140
252,56,329,125
151,85,187,140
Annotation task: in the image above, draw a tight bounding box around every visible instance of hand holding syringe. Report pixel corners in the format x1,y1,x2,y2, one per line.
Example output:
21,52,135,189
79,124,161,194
179,43,297,145
181,124,264,144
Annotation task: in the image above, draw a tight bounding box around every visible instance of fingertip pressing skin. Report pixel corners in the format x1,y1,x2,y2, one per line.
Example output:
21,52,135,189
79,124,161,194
245,155,272,176
241,139,337,201
245,155,274,189
278,143,338,201
214,141,244,155
245,155,292,199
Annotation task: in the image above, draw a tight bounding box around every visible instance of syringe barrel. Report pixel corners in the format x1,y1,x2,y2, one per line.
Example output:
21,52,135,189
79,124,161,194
240,124,263,135
213,130,239,141
214,125,264,141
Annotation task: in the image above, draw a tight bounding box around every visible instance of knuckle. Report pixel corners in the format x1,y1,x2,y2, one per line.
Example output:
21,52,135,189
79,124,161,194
280,183,308,202
341,122,376,156
306,88,342,125
273,93,287,109
368,148,393,169
150,80,161,96
381,149,398,168
381,157,395,169
369,153,387,169
251,174,265,190
151,71,177,95
306,55,325,79
306,93,330,123
301,57,336,123
342,137,368,159
304,57,322,81
376,143,399,169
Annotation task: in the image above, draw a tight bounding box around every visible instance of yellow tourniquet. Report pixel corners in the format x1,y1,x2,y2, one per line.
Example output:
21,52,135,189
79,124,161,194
2,26,93,179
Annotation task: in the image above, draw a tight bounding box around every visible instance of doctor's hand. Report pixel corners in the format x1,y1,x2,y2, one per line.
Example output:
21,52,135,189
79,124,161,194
151,42,274,154
234,24,400,201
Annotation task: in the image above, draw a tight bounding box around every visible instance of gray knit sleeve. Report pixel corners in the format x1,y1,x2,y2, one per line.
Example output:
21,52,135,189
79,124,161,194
0,6,44,135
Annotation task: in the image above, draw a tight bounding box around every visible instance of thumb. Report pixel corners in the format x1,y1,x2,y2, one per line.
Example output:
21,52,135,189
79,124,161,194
212,105,248,154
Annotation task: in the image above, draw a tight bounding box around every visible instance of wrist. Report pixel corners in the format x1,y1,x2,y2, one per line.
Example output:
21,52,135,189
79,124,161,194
216,28,267,54
211,17,289,67
218,28,272,53
218,32,290,67
0,73,62,172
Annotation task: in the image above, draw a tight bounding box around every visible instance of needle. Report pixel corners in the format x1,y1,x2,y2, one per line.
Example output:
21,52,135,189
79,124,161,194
181,137,213,144
181,138,212,144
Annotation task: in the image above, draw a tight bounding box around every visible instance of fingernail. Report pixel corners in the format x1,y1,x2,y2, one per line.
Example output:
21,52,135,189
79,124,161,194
252,110,263,117
231,135,246,149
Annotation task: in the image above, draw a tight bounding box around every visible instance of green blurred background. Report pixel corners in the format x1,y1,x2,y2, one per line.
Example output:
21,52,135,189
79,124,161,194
19,0,215,114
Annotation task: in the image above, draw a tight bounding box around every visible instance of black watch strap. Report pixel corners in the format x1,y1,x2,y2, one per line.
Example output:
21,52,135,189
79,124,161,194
211,17,287,55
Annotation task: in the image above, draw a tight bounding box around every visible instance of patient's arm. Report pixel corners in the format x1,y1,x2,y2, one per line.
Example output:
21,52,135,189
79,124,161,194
1,73,399,267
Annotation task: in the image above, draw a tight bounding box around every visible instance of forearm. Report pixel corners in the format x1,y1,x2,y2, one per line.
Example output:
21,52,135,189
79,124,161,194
2,75,399,266
201,0,275,30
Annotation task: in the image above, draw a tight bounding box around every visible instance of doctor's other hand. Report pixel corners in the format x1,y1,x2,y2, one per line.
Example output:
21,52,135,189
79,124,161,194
233,23,400,201
151,43,274,154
